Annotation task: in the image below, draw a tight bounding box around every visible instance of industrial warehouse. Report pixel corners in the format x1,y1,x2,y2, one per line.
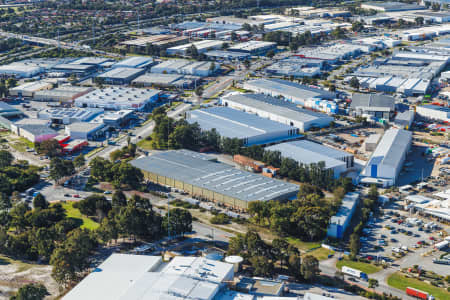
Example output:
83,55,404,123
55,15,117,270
361,128,412,187
221,93,333,132
265,140,355,178
243,78,337,113
186,106,301,145
130,150,299,210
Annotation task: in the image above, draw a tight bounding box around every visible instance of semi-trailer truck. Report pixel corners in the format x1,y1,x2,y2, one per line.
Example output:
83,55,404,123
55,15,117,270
406,287,434,300
341,266,368,281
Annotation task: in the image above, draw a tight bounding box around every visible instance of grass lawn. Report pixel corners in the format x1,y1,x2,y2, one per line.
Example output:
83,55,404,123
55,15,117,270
336,258,382,274
137,138,153,150
9,137,34,152
387,272,450,300
307,247,334,261
286,237,321,251
60,202,99,230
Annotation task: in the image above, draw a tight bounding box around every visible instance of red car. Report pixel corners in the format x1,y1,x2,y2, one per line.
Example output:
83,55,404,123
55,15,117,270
429,236,435,241
73,194,80,198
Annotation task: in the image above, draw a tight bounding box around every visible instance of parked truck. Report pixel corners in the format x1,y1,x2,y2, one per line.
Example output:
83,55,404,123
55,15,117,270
406,287,434,300
341,266,368,281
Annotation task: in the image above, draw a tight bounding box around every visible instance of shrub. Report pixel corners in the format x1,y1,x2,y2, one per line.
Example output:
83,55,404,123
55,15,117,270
210,213,230,224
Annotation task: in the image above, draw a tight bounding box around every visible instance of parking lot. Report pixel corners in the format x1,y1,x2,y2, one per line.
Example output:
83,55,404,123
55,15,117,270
360,201,449,275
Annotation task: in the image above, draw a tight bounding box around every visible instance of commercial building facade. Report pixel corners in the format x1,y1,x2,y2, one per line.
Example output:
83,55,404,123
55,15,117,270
131,150,299,210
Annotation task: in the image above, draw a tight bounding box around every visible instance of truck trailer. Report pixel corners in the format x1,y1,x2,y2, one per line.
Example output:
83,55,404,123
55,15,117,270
406,287,434,300
341,266,368,281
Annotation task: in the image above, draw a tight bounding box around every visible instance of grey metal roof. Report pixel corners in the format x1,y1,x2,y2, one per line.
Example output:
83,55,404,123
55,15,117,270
19,124,57,136
394,110,415,125
351,93,395,111
68,122,105,133
130,150,299,202
223,93,333,124
98,67,144,80
114,56,153,68
367,128,412,169
245,78,336,100
186,106,295,139
265,140,348,170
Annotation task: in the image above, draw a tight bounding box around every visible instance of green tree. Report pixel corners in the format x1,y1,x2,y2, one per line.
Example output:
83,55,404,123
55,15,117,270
368,184,379,202
287,253,302,279
368,278,379,289
300,255,319,281
50,228,98,286
0,192,11,210
111,162,143,189
349,233,360,260
89,157,113,182
74,194,111,220
33,193,48,209
0,150,14,168
112,190,127,207
163,208,192,237
249,255,274,277
349,76,360,90
271,238,289,268
35,139,62,157
9,203,30,233
10,283,48,300
73,154,85,168
49,158,74,181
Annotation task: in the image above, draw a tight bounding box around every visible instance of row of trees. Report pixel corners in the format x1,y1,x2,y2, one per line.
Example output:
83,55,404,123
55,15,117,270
349,185,379,260
89,157,143,190
246,184,347,241
228,231,320,280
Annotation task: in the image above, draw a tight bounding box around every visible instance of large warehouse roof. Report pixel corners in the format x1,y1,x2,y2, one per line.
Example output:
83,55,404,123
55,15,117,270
186,107,296,139
130,150,299,202
245,78,336,100
64,254,233,300
265,140,349,170
222,93,333,124
366,128,412,169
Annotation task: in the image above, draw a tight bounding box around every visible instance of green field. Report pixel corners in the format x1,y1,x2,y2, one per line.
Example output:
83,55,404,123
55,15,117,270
286,237,321,251
387,272,450,300
336,258,382,274
137,138,153,150
61,202,99,230
308,247,335,261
